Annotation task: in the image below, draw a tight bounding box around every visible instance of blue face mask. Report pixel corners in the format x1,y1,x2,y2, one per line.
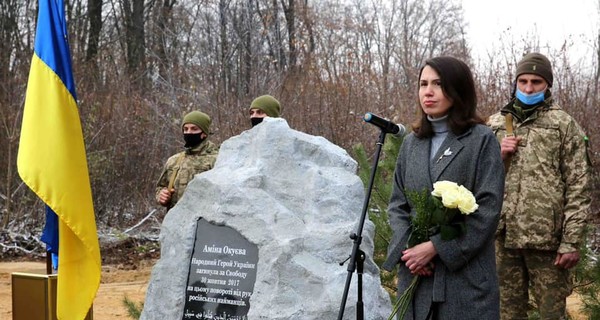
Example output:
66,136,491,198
516,88,546,106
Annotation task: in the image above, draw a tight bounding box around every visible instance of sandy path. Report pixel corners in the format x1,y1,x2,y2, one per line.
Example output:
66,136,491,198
0,259,588,319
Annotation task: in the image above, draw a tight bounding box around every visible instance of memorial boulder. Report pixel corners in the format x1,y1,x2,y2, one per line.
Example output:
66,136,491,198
141,118,391,319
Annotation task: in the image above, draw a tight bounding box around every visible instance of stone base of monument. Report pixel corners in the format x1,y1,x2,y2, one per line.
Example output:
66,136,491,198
142,118,392,320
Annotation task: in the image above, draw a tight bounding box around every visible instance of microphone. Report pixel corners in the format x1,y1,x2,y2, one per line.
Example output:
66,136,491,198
363,112,406,137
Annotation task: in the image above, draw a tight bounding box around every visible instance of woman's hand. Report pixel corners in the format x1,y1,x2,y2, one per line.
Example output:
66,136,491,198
401,241,437,276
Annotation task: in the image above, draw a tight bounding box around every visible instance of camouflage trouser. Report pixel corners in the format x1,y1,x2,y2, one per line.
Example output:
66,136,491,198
496,238,571,320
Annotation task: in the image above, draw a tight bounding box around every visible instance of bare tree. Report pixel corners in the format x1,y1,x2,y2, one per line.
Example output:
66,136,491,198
219,0,232,93
594,0,600,102
121,0,146,78
85,0,102,62
152,0,176,78
0,0,37,228
281,0,297,69
1,0,598,238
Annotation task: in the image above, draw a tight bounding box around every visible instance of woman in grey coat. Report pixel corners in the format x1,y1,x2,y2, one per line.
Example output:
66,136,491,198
382,56,505,319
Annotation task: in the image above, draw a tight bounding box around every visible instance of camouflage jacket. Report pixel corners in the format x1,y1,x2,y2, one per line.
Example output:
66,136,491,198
488,99,591,253
155,140,219,210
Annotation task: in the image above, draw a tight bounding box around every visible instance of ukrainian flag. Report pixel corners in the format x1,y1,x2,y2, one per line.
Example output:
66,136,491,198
17,0,101,318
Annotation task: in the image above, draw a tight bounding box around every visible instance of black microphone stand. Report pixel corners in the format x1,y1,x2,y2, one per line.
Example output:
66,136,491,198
337,129,387,320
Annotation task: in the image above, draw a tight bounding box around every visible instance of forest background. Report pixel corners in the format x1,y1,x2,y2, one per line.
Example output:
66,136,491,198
0,0,598,257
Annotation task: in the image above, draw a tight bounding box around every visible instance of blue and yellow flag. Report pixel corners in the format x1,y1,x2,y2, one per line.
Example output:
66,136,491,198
17,0,101,318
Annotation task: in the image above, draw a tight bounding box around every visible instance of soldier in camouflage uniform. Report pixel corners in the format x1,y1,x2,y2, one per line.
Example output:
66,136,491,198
487,53,591,320
156,111,219,210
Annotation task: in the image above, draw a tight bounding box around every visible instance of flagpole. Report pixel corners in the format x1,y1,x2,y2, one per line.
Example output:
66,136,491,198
45,252,52,275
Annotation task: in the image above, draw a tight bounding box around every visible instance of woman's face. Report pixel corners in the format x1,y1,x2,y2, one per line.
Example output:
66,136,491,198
419,65,453,118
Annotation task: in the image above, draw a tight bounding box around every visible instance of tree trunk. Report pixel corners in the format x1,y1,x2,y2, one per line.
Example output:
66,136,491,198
219,0,230,94
86,0,102,62
155,0,176,79
123,0,146,78
282,0,296,69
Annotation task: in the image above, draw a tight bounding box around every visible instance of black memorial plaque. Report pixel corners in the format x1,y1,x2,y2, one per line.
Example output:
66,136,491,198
183,218,258,320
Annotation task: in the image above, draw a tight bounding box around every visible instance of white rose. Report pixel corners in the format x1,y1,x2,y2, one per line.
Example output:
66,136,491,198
456,185,478,214
440,189,460,209
431,181,459,198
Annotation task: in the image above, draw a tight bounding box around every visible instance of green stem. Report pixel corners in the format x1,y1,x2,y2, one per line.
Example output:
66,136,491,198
388,275,420,320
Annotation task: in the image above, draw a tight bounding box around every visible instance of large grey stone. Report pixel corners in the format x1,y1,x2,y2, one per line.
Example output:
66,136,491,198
141,118,391,319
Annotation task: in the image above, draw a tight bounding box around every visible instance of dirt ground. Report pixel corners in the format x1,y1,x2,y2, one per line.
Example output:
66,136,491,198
0,258,155,320
0,258,589,320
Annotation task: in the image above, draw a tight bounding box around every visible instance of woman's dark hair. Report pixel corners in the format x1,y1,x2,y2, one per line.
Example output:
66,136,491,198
412,56,484,138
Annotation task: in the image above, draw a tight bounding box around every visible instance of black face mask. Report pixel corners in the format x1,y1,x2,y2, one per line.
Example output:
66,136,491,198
183,133,204,148
251,117,264,127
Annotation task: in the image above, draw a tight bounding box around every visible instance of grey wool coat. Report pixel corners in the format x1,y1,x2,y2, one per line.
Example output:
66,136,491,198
383,124,505,320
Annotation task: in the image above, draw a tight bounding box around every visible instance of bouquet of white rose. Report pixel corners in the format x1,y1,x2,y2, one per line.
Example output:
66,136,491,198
388,181,478,320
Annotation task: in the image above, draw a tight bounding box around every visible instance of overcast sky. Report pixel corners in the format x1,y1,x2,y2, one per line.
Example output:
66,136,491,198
461,0,598,62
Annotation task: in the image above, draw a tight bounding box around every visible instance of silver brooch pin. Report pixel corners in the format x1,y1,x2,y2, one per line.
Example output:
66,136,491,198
436,148,452,163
